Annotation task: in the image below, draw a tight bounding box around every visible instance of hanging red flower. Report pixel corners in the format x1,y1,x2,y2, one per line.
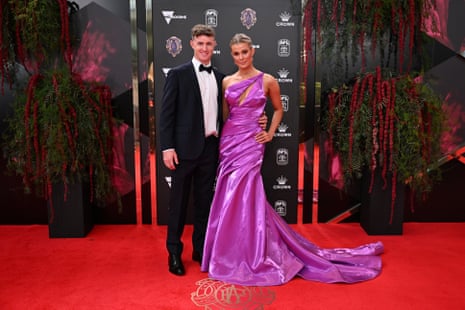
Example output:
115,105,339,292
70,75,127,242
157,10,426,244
324,67,446,219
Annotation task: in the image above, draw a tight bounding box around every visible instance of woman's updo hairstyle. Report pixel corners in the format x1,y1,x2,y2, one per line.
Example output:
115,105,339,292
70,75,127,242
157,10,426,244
229,33,253,47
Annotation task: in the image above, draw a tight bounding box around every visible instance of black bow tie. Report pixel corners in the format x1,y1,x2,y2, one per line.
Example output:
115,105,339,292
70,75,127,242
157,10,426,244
199,64,212,74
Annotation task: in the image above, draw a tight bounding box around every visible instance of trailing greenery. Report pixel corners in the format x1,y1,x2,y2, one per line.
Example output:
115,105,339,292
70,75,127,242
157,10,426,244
9,0,62,63
323,68,446,199
1,0,117,205
302,0,437,88
3,65,115,203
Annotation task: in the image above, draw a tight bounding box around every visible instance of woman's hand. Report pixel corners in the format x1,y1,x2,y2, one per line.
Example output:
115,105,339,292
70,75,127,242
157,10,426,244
258,112,268,130
255,130,273,144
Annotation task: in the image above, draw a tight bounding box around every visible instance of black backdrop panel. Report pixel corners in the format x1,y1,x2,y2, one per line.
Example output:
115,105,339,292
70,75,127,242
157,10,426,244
153,0,301,224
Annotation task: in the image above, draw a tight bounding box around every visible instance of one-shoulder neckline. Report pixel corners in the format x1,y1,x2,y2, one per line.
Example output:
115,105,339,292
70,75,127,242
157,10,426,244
242,71,264,82
226,72,264,91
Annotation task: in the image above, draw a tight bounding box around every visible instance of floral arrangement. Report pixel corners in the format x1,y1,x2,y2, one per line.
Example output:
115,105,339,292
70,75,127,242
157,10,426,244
323,67,446,216
299,0,445,220
1,0,116,204
302,0,437,71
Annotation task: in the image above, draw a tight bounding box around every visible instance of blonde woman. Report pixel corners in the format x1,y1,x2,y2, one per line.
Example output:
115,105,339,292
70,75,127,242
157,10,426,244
201,33,384,286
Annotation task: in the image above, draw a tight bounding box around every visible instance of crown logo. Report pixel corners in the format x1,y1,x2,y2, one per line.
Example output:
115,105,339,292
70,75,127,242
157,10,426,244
278,123,288,133
277,68,289,78
277,175,288,185
279,12,291,22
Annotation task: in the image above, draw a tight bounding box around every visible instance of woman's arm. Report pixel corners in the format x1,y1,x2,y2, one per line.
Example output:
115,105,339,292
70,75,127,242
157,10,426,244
255,73,283,143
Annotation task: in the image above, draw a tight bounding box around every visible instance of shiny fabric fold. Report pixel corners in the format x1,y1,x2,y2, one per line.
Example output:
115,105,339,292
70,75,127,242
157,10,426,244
201,72,384,286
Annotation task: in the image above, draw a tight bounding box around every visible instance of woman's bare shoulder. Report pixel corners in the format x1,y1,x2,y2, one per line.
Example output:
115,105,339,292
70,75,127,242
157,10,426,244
262,72,276,81
222,74,239,88
263,72,279,88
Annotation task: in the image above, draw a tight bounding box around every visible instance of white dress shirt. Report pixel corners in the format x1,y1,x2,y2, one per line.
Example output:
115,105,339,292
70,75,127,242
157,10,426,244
192,57,218,137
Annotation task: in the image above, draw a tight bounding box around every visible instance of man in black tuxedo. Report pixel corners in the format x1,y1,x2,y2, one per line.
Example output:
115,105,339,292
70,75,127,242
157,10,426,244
160,24,224,276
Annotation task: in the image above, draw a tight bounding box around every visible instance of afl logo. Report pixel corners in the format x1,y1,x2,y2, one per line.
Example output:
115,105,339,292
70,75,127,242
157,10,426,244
241,8,257,29
205,9,218,27
278,39,290,57
274,200,287,216
276,148,289,166
166,36,182,57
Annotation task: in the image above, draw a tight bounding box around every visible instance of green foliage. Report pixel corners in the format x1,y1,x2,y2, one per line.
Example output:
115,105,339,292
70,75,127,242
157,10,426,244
3,65,115,203
393,77,445,193
310,0,438,88
324,69,446,196
1,0,117,204
6,0,66,69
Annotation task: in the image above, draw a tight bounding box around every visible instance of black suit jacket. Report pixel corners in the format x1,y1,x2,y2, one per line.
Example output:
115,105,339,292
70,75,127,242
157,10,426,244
159,61,224,160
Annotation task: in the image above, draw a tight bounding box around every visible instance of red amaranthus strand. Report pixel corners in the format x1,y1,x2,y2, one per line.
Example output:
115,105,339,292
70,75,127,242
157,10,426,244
389,170,398,224
366,71,374,108
358,74,368,109
368,70,378,193
375,66,382,102
73,73,115,199
302,1,313,79
366,74,377,188
369,95,378,193
389,78,396,171
388,78,398,223
57,0,72,68
303,2,312,54
52,74,77,160
371,0,382,59
23,73,42,187
94,83,114,165
408,0,415,71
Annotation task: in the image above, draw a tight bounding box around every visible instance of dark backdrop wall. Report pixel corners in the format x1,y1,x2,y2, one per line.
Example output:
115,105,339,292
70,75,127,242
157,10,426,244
153,0,302,224
1,1,463,224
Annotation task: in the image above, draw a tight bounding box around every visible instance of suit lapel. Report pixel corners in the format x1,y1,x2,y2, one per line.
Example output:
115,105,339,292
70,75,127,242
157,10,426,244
189,63,203,105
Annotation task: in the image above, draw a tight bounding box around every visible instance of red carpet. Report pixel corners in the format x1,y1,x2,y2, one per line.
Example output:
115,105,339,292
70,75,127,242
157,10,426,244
1,223,464,309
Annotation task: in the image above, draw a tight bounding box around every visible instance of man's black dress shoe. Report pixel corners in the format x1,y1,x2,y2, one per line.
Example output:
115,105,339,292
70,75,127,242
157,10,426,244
168,254,185,276
192,251,202,264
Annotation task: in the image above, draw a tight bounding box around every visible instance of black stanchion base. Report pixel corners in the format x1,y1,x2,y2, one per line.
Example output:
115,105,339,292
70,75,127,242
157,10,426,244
360,170,404,235
47,182,93,238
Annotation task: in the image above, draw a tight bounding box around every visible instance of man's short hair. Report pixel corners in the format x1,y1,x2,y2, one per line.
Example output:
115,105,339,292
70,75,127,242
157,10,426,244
191,24,216,39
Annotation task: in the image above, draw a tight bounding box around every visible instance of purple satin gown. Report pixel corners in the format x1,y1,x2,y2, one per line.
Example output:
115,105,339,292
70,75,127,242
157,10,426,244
201,73,384,286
